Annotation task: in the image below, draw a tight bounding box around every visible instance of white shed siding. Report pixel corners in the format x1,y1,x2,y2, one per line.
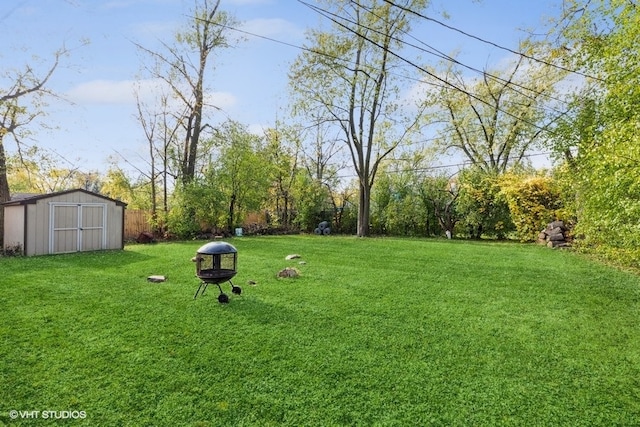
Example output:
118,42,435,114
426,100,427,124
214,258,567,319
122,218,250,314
3,205,25,250
106,202,123,249
26,202,46,256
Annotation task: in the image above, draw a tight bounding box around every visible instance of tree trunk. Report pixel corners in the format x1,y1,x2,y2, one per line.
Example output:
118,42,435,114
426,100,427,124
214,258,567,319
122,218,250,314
227,193,236,235
162,145,169,235
283,191,290,228
357,182,370,237
0,140,10,248
149,140,158,235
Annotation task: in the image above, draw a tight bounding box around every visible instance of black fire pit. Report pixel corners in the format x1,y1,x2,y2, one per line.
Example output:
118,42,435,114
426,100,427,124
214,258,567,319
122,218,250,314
192,241,241,303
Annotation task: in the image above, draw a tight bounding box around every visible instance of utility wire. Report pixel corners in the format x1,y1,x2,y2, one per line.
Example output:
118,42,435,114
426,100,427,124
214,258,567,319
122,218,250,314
196,3,580,174
298,0,569,137
352,0,574,112
381,0,607,83
204,14,571,120
204,19,465,101
334,150,555,180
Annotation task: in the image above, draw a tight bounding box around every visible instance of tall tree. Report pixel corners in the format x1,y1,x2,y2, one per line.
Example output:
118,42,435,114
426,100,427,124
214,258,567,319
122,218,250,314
0,47,67,246
136,0,237,186
133,89,161,232
299,118,347,230
423,52,567,174
289,0,429,236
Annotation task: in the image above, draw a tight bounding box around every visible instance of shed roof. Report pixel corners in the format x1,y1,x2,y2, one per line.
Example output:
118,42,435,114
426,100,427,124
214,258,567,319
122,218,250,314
1,188,127,207
11,193,40,201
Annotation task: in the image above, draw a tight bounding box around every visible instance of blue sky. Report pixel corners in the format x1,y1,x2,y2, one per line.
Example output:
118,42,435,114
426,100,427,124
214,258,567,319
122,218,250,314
2,0,559,175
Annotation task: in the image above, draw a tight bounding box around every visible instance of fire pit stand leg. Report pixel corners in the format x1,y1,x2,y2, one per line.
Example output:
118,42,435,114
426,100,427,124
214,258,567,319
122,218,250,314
231,281,242,295
194,281,235,303
194,282,209,299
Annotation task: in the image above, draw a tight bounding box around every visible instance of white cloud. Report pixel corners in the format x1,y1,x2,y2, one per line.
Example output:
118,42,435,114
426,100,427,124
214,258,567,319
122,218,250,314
67,79,140,104
66,78,238,111
240,18,304,40
203,91,238,111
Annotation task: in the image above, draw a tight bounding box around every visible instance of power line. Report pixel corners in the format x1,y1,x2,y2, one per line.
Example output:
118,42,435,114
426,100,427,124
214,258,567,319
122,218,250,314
381,0,606,83
197,3,578,175
334,150,555,180
205,10,571,121
352,0,574,113
205,18,466,104
297,0,567,137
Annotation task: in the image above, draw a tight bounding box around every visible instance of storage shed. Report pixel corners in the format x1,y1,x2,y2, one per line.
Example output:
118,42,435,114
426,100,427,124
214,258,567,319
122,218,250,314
2,189,126,256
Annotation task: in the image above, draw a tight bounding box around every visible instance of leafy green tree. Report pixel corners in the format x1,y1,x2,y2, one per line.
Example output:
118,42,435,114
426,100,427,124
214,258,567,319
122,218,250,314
7,148,76,194
456,167,514,239
291,172,330,232
370,162,428,236
422,50,567,174
331,186,358,234
499,171,563,242
550,0,640,263
418,174,459,238
166,182,214,238
101,167,156,210
263,125,301,229
207,121,271,233
7,147,103,195
289,0,429,236
164,121,271,238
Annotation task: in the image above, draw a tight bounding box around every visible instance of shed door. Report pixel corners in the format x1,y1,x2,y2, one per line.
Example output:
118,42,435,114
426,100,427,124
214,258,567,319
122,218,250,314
50,203,107,253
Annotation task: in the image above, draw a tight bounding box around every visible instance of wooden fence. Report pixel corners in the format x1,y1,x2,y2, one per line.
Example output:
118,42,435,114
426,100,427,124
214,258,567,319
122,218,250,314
124,209,153,240
123,209,271,240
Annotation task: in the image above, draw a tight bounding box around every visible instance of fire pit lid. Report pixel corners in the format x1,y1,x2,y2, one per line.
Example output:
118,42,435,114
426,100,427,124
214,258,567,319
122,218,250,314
196,241,237,255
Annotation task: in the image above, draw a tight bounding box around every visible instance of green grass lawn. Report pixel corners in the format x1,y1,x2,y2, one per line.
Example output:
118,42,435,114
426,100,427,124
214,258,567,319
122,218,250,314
1,236,640,426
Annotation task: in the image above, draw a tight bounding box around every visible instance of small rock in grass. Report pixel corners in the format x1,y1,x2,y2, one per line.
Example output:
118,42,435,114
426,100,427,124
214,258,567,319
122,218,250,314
147,275,166,283
277,267,300,278
285,254,301,260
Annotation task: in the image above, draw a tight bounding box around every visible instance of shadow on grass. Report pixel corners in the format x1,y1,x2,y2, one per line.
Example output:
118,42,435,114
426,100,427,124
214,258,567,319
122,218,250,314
2,248,153,268
192,291,304,327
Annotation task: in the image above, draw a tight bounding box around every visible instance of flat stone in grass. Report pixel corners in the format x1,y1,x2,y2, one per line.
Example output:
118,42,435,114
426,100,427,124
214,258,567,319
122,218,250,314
285,254,301,260
147,275,167,283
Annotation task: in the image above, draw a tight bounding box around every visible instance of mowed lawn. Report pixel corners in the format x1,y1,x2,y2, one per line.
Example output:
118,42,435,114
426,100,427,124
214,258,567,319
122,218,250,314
1,236,640,426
